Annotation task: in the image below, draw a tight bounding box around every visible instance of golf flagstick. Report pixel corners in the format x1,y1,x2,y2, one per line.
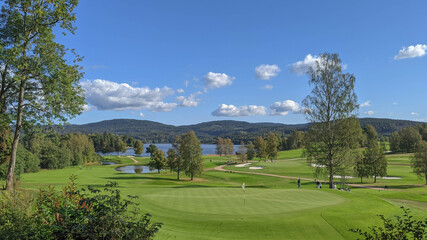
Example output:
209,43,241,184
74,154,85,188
242,182,245,207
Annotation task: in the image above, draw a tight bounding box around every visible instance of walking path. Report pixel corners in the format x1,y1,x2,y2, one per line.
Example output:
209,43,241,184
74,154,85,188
126,156,138,163
213,164,399,191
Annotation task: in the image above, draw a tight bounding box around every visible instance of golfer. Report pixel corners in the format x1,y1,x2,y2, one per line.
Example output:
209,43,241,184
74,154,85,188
297,178,301,188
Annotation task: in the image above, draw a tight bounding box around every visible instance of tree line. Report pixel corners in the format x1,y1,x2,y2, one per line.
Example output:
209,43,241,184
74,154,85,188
143,131,204,181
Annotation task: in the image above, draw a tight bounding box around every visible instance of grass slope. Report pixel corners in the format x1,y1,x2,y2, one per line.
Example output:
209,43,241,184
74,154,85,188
11,150,427,240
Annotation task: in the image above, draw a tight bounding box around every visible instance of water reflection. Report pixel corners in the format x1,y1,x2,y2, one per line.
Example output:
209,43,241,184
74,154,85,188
114,165,160,174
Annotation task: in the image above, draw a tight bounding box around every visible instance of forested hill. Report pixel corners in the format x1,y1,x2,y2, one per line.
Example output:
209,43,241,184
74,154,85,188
61,118,424,144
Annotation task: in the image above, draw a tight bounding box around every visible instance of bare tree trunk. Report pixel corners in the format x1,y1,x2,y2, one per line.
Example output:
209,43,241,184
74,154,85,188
5,80,25,191
328,165,334,189
360,176,363,184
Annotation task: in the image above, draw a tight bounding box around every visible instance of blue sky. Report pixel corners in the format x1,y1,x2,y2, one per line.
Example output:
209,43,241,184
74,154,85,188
63,0,427,125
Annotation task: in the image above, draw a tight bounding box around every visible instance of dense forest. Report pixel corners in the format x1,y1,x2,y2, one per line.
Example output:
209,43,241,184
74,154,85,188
60,118,424,144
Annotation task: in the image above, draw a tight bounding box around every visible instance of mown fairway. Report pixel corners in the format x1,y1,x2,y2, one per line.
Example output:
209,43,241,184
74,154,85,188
17,151,427,240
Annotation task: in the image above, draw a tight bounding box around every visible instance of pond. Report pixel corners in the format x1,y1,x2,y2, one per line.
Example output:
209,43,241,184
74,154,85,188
114,165,160,174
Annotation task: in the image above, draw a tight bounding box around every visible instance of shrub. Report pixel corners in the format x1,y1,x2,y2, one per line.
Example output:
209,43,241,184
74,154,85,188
0,175,161,239
350,207,427,240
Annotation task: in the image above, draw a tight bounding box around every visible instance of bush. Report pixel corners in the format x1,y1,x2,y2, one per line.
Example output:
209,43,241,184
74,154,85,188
0,176,162,239
350,207,427,240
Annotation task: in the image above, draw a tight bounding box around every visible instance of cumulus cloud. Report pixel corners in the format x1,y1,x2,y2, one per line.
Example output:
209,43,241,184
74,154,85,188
269,100,300,116
177,88,184,93
212,104,267,117
81,79,177,112
360,101,371,107
411,112,419,116
139,112,145,117
255,64,281,80
204,72,235,89
394,44,427,60
261,84,274,90
83,104,95,112
175,91,202,107
289,54,321,75
364,111,375,116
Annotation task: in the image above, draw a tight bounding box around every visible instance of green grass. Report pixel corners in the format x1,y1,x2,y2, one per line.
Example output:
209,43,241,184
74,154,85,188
6,149,427,239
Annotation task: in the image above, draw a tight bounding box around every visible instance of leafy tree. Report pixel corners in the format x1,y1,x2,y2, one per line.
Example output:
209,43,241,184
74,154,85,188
2,0,85,191
220,138,234,155
390,131,401,152
266,132,278,161
411,141,427,184
146,144,158,157
350,207,427,240
134,140,143,156
246,141,256,160
238,141,247,162
357,125,387,183
148,150,166,173
399,127,421,153
286,131,305,150
216,137,225,156
303,53,362,189
115,137,127,154
254,136,267,160
178,131,203,180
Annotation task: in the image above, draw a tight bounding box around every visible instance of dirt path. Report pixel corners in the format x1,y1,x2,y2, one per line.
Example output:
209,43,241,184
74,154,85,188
214,164,398,191
126,156,138,163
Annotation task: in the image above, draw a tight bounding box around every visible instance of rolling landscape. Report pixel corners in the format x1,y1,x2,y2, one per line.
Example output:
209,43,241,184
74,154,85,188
61,118,424,143
1,1,427,240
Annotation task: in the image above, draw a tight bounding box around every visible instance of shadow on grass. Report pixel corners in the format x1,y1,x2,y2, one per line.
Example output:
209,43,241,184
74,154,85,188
389,185,423,189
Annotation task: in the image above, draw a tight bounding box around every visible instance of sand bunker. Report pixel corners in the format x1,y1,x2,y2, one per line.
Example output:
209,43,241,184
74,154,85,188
249,166,264,170
311,164,326,167
235,163,252,167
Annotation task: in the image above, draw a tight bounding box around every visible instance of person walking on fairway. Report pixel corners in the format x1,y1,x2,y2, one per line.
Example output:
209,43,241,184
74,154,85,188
297,178,301,188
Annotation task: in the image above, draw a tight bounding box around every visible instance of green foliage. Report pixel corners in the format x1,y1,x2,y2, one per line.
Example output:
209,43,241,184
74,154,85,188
0,176,162,239
350,207,427,240
303,53,361,188
411,141,427,184
146,144,158,157
89,132,134,154
356,125,387,183
134,140,143,155
390,126,422,153
148,149,166,173
0,144,40,180
266,132,279,160
246,141,255,160
178,131,204,180
254,136,267,160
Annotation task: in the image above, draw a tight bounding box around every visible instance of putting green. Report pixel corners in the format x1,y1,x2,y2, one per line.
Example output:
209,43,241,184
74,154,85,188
143,188,345,216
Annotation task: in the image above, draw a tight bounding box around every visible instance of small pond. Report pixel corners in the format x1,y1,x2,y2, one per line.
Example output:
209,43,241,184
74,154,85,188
115,165,160,174
101,161,117,165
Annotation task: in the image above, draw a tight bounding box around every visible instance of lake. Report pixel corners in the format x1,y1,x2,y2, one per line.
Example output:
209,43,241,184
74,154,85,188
99,143,241,157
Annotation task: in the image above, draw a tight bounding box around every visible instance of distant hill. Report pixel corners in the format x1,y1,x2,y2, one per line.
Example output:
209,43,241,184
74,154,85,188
61,118,424,144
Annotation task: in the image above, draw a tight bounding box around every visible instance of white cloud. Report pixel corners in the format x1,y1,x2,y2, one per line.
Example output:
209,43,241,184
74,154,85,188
411,112,419,116
269,100,300,116
81,79,177,112
204,72,235,89
255,64,281,80
394,44,427,60
175,91,202,107
82,104,95,112
212,104,267,117
177,88,184,93
261,84,274,90
139,112,145,117
393,102,398,105
364,111,375,116
289,54,321,75
360,101,371,107
184,80,190,87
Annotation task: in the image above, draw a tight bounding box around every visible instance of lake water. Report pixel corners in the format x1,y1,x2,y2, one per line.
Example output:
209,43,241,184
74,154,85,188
100,143,241,157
